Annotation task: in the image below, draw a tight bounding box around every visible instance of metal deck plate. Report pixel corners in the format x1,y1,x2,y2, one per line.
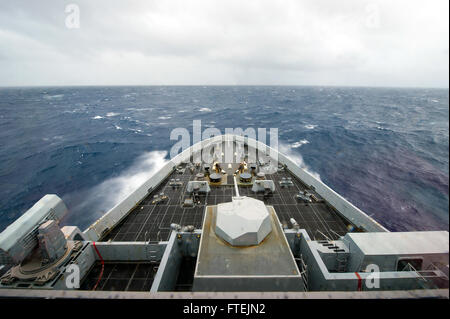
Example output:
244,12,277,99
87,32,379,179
193,205,303,291
195,206,300,276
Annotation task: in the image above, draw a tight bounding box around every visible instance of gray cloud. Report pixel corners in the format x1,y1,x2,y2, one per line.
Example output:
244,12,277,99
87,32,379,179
0,0,448,87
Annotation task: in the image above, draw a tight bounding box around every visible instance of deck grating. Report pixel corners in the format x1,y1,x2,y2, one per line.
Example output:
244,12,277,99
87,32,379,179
79,262,159,292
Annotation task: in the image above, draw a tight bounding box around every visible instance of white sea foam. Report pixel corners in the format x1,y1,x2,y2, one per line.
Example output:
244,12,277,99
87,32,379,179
278,143,321,181
291,139,309,148
92,115,104,119
65,151,168,225
114,125,122,130
106,112,120,117
304,124,318,130
199,107,212,112
158,116,172,120
43,94,64,100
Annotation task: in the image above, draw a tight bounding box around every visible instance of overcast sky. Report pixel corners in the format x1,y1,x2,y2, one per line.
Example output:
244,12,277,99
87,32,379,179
0,0,448,87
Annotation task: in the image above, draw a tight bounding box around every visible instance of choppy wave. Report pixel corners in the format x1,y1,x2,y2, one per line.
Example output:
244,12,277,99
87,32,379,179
43,94,64,100
63,151,168,228
291,140,309,148
278,143,321,181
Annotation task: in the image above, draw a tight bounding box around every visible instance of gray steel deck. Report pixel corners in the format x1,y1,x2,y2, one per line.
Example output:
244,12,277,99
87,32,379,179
80,262,159,291
102,158,352,243
195,206,300,276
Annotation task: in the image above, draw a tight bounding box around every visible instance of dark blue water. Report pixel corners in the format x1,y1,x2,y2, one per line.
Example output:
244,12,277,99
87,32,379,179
0,86,448,232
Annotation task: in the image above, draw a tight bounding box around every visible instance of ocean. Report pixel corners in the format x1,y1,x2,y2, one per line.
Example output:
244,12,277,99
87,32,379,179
0,86,448,232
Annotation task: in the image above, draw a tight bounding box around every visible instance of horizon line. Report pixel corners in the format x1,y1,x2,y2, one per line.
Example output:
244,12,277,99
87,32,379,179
0,84,448,90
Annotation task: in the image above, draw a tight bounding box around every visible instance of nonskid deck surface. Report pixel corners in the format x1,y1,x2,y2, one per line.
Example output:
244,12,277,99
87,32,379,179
92,160,351,291
80,261,159,291
102,142,352,243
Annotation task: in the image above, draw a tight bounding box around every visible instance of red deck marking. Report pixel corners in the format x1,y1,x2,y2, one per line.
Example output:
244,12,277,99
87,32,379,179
355,272,362,291
92,241,105,291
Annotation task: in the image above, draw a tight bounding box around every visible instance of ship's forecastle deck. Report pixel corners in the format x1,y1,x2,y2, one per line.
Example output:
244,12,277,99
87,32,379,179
102,139,352,243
